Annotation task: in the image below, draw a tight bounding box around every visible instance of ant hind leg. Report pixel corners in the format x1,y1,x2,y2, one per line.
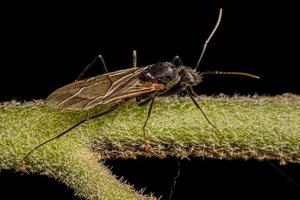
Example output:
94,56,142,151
76,54,108,81
132,50,137,67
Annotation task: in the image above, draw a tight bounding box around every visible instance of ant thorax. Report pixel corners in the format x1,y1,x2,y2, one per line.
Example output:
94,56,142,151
139,62,180,85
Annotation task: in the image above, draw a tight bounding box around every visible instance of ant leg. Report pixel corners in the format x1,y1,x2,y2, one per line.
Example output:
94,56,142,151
188,87,200,97
132,50,137,67
185,89,223,139
23,101,124,159
171,55,183,66
98,55,109,73
76,55,108,81
142,94,158,151
136,94,154,107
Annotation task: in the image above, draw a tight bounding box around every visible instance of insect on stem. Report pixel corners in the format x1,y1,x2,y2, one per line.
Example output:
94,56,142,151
25,8,258,158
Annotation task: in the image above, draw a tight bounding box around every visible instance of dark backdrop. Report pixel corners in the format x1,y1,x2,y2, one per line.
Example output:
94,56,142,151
1,1,300,101
1,1,300,199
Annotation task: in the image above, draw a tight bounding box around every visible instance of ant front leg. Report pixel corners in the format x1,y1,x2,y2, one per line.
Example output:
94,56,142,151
188,86,200,97
76,54,108,81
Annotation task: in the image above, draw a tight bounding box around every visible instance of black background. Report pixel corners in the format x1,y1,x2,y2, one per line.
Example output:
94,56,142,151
1,1,300,199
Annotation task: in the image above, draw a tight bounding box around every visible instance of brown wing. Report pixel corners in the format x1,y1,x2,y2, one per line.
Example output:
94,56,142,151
45,66,164,110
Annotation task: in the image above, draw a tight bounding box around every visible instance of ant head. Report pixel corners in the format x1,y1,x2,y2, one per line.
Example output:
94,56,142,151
179,67,203,86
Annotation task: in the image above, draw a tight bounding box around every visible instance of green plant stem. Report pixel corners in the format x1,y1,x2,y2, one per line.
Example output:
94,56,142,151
1,95,300,199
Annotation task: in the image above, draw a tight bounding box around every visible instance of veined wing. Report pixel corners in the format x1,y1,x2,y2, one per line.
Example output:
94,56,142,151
45,66,163,110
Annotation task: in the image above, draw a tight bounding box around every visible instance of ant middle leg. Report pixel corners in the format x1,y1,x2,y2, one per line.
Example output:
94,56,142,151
76,54,108,81
132,50,137,67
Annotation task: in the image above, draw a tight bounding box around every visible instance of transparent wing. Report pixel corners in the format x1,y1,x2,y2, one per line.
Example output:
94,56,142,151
45,66,163,110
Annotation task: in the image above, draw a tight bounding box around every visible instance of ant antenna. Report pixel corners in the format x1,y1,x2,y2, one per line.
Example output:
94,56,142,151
195,8,223,71
201,71,260,79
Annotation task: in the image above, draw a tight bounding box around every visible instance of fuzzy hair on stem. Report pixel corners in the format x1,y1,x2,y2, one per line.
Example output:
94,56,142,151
1,94,300,199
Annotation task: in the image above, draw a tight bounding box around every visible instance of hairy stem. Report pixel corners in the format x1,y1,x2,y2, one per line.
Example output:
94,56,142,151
1,95,300,199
